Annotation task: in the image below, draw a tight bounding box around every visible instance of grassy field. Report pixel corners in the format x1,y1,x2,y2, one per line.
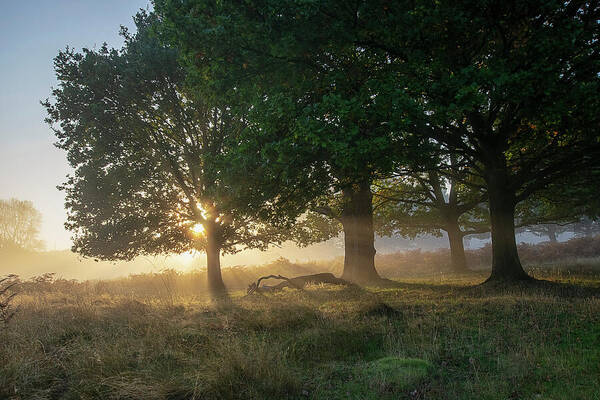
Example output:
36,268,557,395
1,267,599,400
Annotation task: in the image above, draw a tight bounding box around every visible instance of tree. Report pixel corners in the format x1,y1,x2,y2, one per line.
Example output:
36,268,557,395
514,168,600,242
572,217,600,238
0,199,44,251
520,224,565,243
515,190,583,243
43,12,288,295
157,0,600,283
374,161,488,272
156,0,421,283
376,0,600,281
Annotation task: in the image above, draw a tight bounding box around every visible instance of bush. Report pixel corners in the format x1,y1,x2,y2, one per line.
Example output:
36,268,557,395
0,275,19,326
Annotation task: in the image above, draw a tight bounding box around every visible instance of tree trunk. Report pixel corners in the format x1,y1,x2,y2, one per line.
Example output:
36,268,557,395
485,171,531,282
547,225,558,243
340,182,381,283
445,219,468,272
205,226,226,296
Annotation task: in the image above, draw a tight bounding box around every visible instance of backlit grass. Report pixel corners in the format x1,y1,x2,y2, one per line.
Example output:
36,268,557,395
1,267,599,399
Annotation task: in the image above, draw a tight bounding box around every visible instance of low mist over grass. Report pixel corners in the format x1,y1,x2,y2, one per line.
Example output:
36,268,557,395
3,235,600,285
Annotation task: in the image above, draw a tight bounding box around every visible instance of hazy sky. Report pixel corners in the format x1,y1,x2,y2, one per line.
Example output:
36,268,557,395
0,1,151,250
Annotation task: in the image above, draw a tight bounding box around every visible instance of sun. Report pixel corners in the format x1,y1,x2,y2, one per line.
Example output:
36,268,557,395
191,223,205,236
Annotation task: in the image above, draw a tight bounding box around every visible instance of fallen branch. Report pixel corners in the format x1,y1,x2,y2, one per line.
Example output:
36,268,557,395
246,273,350,295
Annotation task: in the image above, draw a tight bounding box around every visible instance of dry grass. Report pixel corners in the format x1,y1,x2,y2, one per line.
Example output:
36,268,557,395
0,260,599,399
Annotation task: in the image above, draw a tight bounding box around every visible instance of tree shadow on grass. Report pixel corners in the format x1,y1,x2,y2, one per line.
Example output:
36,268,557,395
374,280,468,293
371,276,600,300
470,278,600,299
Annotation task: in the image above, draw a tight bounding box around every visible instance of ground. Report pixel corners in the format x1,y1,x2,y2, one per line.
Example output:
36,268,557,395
1,267,599,400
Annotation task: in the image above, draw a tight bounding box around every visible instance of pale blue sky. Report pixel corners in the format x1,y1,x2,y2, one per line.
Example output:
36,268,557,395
0,1,151,249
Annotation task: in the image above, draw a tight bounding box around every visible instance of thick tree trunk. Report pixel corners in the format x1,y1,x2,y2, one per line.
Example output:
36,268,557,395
446,219,468,272
205,227,226,296
485,173,531,282
340,182,381,283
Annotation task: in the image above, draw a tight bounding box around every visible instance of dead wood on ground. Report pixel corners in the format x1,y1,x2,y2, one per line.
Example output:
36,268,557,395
246,273,351,295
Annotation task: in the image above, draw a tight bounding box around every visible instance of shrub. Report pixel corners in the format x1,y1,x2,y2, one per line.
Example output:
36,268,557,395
0,274,19,326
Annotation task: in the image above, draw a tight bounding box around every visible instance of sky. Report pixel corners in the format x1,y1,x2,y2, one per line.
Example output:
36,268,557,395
0,1,152,250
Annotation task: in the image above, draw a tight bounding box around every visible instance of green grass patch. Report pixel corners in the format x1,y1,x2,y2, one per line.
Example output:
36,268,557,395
308,357,432,399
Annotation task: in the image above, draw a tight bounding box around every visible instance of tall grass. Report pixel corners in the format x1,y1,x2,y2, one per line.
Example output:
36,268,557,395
1,260,599,399
1,238,599,399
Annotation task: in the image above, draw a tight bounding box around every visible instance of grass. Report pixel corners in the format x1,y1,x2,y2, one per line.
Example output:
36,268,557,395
0,267,599,399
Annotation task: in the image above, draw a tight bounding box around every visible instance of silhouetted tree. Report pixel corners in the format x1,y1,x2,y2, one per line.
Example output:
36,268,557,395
382,0,600,281
529,225,567,243
516,194,579,243
43,12,288,295
156,0,423,283
374,161,488,272
572,217,600,238
516,171,600,242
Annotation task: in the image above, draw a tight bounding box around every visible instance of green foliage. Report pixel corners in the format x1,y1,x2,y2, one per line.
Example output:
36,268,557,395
292,212,342,247
155,0,422,226
374,169,488,239
394,0,600,202
43,12,288,262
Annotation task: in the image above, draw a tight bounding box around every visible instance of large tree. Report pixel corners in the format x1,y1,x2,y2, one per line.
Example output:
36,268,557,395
156,0,421,283
43,13,288,295
157,0,600,283
379,0,600,281
374,161,488,272
0,198,44,251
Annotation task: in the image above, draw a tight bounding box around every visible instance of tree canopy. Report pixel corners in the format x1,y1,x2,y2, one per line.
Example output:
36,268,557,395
155,0,600,282
42,1,600,289
155,0,431,282
43,12,290,294
374,0,600,281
